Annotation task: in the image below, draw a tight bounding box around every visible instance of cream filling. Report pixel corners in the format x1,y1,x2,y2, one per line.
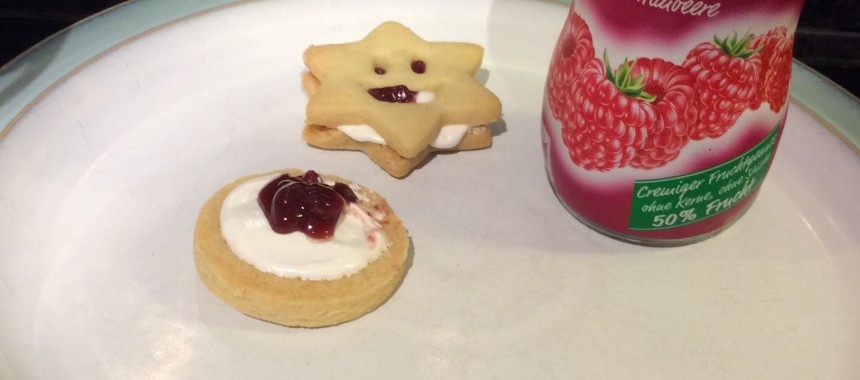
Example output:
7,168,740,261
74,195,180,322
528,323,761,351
415,91,435,103
337,124,473,149
219,174,387,281
335,89,476,149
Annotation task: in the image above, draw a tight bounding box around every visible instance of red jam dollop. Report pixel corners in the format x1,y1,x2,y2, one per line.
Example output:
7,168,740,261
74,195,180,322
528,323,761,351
368,85,417,103
257,171,359,240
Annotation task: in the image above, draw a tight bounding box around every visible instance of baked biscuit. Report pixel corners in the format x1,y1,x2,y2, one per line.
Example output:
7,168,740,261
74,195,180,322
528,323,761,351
302,21,502,177
194,169,409,327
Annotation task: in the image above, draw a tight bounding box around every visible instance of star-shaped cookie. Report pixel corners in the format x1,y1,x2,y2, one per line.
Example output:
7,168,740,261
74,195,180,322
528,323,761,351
302,21,502,177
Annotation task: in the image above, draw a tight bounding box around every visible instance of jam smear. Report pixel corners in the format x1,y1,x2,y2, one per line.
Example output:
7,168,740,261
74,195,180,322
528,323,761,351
368,85,417,103
258,171,358,240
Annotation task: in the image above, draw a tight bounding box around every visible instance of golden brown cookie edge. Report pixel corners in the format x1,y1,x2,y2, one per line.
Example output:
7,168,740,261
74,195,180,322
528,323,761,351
193,169,410,327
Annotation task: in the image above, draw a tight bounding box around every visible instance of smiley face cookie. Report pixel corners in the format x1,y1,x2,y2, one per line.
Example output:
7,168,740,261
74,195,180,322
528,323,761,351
302,21,502,177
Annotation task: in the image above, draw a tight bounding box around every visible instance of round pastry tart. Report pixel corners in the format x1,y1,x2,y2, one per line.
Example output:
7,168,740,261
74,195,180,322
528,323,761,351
194,169,409,327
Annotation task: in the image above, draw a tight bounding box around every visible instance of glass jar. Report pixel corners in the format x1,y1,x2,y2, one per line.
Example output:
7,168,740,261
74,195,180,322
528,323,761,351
542,0,806,246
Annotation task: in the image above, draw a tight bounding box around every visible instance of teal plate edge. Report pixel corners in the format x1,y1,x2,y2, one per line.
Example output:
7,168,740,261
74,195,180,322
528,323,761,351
0,0,243,138
790,61,860,153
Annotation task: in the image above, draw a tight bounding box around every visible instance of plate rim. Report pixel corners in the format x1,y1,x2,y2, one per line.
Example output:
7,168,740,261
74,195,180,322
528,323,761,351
1,1,859,378
0,0,244,141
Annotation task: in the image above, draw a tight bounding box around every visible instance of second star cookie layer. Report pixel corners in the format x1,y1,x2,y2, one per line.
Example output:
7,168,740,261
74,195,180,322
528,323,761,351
302,21,502,177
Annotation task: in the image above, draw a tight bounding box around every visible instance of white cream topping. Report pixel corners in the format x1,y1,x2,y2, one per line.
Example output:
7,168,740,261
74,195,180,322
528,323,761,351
337,125,386,144
337,123,474,149
430,124,471,149
219,174,387,281
416,91,435,103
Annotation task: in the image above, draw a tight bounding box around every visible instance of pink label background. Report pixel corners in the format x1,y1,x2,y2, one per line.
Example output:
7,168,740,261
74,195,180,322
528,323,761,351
576,0,805,65
585,0,804,41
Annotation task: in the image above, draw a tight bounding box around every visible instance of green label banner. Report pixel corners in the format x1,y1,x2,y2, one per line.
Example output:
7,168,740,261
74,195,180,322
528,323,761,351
629,126,780,231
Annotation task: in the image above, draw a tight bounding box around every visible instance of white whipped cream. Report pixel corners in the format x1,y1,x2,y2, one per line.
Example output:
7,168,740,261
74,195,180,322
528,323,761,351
415,91,435,103
337,125,386,145
337,124,473,149
219,174,388,281
430,124,471,149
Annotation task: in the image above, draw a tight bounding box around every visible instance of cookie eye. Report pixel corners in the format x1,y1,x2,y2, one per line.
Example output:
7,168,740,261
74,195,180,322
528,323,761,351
411,60,426,74
374,66,386,75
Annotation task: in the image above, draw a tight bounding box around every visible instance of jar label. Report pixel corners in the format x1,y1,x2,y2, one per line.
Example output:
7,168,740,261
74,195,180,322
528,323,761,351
629,125,779,231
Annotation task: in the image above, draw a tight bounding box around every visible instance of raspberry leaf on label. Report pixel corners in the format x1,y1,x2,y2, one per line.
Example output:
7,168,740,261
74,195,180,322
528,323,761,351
714,32,761,59
604,50,656,103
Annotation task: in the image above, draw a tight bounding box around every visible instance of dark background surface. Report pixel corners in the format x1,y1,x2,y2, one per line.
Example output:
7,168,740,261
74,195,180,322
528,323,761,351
1,0,859,97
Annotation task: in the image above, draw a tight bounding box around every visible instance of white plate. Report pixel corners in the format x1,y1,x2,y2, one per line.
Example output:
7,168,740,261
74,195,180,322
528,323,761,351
2,1,860,378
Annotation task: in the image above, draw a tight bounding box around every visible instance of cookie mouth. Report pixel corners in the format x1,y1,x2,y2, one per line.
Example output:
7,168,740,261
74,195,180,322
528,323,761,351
368,85,434,104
